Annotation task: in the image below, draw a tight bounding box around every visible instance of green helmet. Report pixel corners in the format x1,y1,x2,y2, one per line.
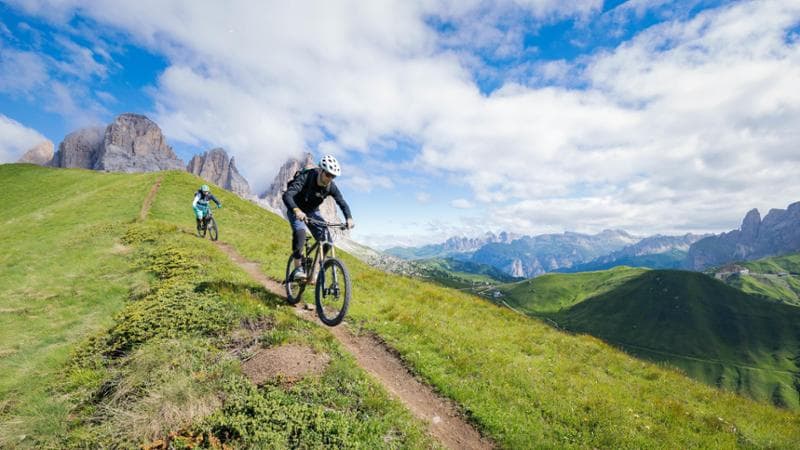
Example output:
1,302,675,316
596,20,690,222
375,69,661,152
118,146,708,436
201,184,210,192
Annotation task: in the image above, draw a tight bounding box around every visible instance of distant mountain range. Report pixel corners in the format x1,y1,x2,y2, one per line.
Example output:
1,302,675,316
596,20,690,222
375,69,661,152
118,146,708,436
385,231,518,260
558,233,709,273
389,229,653,278
389,201,800,279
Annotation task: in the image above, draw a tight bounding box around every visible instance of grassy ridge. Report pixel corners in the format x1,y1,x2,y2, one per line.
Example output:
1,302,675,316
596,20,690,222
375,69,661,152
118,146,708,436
0,165,433,448
148,171,800,448
498,266,646,313
63,221,433,448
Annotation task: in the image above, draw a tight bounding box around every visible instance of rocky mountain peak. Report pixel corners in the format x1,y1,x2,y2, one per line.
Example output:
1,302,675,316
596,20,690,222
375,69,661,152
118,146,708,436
51,114,183,172
187,147,251,196
52,126,105,169
260,153,314,210
740,208,761,241
94,113,184,172
17,140,54,165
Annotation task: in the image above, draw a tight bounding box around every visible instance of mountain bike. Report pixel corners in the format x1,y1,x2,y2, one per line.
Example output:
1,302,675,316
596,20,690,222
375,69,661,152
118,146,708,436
285,218,351,326
197,207,219,241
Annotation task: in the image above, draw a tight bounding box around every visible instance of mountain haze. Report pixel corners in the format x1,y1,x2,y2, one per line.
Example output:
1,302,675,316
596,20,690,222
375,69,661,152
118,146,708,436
559,233,708,273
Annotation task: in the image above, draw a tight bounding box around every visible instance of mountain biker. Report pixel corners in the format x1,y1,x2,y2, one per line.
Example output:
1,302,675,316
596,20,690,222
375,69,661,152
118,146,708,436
193,184,222,232
283,154,354,280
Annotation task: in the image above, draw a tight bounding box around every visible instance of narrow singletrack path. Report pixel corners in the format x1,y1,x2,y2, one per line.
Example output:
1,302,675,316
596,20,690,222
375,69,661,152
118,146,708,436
139,174,164,221
214,241,493,450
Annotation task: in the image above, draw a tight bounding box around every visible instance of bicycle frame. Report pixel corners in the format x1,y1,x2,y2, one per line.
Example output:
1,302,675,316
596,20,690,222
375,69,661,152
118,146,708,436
302,223,338,284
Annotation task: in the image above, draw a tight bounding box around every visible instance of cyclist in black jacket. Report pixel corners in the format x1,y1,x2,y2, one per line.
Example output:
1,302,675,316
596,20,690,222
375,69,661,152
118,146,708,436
283,154,354,280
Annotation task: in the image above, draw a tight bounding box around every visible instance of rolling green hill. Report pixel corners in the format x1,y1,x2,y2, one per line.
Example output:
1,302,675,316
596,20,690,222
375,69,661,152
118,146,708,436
411,257,521,290
499,267,800,410
498,266,647,313
3,164,800,448
715,253,800,306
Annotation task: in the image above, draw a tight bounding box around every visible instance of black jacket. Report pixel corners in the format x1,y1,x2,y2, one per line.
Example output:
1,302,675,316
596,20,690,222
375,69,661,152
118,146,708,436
282,168,352,219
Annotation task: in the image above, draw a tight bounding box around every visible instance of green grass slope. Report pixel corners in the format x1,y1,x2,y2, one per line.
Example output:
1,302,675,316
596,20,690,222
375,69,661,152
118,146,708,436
0,165,433,448
0,164,158,443
720,253,800,306
498,266,647,313
549,270,800,410
147,170,800,448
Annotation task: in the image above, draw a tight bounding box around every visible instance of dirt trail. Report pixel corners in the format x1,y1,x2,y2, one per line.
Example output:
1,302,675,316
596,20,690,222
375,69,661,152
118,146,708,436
139,174,164,221
214,241,493,450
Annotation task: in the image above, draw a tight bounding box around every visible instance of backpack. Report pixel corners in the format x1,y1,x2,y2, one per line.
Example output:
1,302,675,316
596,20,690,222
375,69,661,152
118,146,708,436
286,167,314,190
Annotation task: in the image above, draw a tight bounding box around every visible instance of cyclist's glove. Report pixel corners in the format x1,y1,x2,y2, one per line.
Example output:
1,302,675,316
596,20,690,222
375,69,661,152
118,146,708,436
218,204,223,209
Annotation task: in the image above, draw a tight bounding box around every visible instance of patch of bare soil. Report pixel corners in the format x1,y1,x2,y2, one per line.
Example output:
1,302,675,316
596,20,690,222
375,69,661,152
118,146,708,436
216,243,494,449
242,344,331,385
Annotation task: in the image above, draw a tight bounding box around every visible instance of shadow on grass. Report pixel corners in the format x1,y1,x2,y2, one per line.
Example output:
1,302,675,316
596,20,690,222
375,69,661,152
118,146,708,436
195,280,284,309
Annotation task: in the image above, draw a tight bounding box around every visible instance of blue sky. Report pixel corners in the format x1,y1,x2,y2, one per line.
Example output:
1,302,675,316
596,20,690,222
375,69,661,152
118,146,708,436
2,1,800,249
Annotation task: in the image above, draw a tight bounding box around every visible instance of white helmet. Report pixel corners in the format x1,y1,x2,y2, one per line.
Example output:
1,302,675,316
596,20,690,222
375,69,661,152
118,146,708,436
319,154,341,177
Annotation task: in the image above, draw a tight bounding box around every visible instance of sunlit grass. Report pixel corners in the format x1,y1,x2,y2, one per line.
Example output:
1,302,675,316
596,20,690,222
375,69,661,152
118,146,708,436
148,170,800,448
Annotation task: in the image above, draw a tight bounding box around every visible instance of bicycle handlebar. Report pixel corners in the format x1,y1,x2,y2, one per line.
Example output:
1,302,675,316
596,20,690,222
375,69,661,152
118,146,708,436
305,217,349,229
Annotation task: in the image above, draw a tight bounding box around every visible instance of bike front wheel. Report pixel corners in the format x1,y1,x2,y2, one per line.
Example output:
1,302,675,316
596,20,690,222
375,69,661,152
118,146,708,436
208,217,218,241
197,219,206,238
285,255,305,305
315,258,351,326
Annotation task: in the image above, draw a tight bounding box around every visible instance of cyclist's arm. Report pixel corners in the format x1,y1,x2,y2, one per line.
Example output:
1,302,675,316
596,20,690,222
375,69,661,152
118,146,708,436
209,194,222,207
329,183,352,220
282,171,308,211
192,193,200,208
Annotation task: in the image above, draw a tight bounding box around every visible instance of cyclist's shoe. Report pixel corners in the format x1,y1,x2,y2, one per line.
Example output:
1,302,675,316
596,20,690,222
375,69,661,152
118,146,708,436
293,267,307,280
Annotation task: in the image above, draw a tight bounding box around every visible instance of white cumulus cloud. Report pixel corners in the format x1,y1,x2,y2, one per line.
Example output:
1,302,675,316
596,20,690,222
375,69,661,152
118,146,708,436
0,114,48,163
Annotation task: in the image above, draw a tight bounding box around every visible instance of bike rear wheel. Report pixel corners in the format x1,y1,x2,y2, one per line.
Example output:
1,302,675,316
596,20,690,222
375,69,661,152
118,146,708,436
315,258,351,326
208,217,218,241
285,255,305,305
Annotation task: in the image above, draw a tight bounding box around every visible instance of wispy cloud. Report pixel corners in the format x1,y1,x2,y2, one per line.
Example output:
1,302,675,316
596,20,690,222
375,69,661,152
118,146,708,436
0,114,48,162
451,198,474,209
